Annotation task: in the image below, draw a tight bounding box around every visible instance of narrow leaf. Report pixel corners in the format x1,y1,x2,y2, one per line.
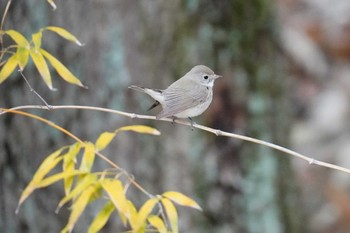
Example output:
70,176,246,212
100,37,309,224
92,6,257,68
32,31,42,49
36,170,86,189
40,48,85,87
161,198,178,233
0,53,18,84
17,170,86,213
95,132,116,151
118,125,161,136
57,174,98,211
5,30,30,47
47,0,57,10
162,191,202,211
32,147,66,183
88,201,115,233
62,184,97,233
79,142,95,172
29,48,53,90
101,179,129,225
126,201,138,228
16,47,29,70
134,198,158,231
63,143,82,194
45,26,83,46
148,215,167,233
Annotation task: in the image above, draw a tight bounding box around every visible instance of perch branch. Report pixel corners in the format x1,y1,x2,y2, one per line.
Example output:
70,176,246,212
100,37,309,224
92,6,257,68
2,104,350,175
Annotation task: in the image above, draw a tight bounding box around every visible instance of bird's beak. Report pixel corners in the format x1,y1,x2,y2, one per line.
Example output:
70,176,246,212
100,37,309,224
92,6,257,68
214,74,222,79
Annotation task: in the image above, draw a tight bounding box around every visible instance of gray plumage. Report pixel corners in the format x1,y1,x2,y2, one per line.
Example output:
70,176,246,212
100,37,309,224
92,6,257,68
129,65,221,119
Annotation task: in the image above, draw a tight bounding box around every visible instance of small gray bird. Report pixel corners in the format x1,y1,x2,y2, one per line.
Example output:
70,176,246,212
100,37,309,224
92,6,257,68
129,65,221,125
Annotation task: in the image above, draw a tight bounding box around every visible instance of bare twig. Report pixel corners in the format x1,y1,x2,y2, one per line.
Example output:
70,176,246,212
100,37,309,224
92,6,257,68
18,70,52,109
1,104,350,175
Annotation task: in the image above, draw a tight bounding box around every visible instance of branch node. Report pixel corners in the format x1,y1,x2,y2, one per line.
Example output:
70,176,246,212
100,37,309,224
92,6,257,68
215,130,222,136
309,158,316,165
130,113,136,119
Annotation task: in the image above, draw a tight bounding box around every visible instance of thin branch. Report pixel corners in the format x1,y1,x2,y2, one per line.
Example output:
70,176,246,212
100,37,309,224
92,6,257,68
18,70,52,109
0,108,153,198
2,104,350,175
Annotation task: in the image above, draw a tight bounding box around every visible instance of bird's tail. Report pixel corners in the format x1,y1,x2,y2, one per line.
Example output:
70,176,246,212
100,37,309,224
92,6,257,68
128,85,146,92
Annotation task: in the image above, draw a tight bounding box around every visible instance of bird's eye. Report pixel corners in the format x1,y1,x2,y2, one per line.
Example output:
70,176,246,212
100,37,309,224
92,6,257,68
203,75,209,80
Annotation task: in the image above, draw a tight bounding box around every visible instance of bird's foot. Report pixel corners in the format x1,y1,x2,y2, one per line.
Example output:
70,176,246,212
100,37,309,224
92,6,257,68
188,117,196,131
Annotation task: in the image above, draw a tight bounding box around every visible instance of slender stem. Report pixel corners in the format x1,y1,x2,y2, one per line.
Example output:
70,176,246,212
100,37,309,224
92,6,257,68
19,70,52,109
2,104,350,175
0,108,153,197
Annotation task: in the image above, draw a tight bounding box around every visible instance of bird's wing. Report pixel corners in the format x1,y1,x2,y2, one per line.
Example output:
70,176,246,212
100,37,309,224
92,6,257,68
157,81,209,119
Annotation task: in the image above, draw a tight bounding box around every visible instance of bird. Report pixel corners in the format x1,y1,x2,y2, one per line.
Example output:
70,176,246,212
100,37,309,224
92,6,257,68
128,65,221,127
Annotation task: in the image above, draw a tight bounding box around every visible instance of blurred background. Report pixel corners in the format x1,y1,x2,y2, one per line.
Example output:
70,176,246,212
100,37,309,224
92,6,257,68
1,0,350,232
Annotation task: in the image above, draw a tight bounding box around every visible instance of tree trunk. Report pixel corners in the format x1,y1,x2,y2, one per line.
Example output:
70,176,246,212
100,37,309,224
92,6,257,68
0,0,304,232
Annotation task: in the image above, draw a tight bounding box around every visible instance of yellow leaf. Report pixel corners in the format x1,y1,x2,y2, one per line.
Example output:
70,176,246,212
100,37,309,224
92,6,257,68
16,148,67,212
101,179,129,225
118,125,161,136
16,47,29,70
29,48,53,90
63,143,82,194
45,26,83,46
57,174,98,211
0,53,18,85
88,201,115,233
32,31,42,49
40,48,85,87
162,191,202,211
62,184,98,233
148,215,167,233
17,170,86,213
79,142,95,172
32,147,66,183
47,0,57,10
161,198,178,233
95,132,116,151
5,30,30,47
36,170,86,188
133,198,158,232
126,200,138,228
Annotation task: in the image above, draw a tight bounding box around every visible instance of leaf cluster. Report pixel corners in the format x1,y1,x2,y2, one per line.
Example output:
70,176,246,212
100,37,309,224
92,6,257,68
0,26,85,89
16,125,202,233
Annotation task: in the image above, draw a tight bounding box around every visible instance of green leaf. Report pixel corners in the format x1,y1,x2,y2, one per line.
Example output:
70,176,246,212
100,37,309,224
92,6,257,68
57,174,98,211
88,201,115,233
4,30,30,47
29,48,53,90
162,191,202,211
148,215,167,233
161,198,178,233
61,184,98,233
79,142,95,172
40,48,85,87
95,132,116,151
0,53,18,84
118,125,161,136
16,47,29,70
101,179,129,225
45,26,83,46
32,31,42,49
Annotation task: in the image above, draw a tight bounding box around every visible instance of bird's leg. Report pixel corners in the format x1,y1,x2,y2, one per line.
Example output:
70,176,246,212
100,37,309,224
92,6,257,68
171,116,177,125
188,117,195,130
